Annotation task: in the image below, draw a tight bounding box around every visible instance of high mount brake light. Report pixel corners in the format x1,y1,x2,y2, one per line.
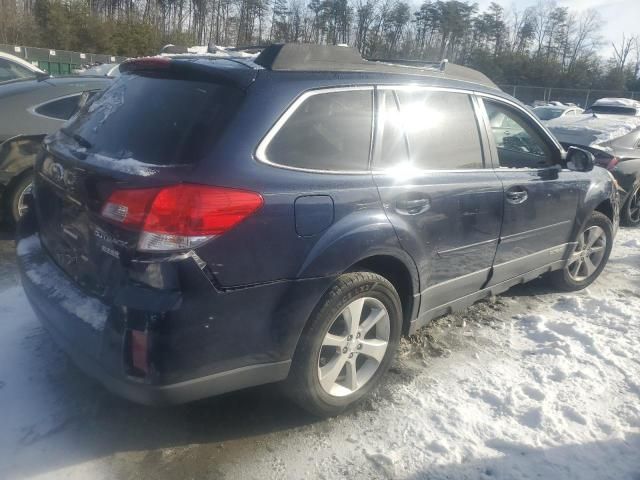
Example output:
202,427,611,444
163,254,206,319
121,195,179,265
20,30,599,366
121,56,171,72
101,184,263,252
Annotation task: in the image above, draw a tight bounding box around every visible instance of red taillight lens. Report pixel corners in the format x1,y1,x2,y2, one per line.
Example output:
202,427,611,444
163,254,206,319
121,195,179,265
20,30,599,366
143,184,263,236
594,155,619,171
606,157,619,171
101,184,263,251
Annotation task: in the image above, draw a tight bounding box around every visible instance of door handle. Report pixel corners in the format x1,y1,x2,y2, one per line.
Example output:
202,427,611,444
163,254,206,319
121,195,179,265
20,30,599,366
505,187,528,205
396,198,431,215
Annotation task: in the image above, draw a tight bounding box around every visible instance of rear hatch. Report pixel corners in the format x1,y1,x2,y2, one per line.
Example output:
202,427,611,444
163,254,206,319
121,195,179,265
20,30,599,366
34,58,251,299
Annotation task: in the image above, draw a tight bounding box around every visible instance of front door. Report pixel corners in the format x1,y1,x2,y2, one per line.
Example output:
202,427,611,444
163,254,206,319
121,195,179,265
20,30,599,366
478,96,580,285
373,87,503,315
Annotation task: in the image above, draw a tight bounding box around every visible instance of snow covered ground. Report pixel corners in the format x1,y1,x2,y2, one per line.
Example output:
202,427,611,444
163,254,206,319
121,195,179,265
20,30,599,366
0,228,639,480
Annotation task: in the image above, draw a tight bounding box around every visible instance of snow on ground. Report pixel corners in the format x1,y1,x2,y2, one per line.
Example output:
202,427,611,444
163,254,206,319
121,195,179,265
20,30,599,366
0,228,639,480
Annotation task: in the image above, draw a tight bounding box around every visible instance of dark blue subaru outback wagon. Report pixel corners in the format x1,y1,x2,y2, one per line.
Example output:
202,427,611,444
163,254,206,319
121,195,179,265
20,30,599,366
17,44,619,416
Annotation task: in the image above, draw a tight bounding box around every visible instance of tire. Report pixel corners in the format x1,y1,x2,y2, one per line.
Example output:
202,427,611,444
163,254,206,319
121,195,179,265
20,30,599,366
548,211,613,291
285,272,402,417
621,184,640,227
6,172,33,225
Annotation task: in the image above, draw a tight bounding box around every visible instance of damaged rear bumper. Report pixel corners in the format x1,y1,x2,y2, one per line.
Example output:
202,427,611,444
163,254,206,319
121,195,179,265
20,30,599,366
16,211,332,405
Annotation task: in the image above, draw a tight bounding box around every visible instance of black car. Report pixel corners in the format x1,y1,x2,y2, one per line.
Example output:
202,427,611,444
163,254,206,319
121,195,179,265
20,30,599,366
17,44,619,416
0,75,112,223
546,112,640,226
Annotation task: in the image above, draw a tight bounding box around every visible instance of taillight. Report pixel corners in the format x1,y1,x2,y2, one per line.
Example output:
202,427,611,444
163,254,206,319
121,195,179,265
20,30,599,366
605,157,619,171
594,154,619,171
101,184,263,251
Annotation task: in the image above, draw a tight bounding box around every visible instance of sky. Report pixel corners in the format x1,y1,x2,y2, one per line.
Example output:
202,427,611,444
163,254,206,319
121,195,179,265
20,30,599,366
475,0,640,58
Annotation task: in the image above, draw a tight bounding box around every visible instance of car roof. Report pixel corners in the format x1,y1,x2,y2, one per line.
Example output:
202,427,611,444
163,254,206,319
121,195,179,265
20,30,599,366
592,97,640,109
252,44,499,90
135,43,500,93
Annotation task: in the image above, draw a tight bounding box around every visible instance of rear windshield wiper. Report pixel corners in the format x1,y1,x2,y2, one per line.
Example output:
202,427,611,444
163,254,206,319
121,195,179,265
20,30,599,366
61,127,92,149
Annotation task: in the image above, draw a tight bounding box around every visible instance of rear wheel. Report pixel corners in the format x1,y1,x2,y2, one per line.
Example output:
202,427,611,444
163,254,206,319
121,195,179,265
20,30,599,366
286,272,402,417
621,184,640,227
548,211,613,291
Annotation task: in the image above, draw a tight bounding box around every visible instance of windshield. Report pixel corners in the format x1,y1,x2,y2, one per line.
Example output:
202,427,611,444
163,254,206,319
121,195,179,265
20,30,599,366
0,57,37,82
533,107,565,120
62,73,243,165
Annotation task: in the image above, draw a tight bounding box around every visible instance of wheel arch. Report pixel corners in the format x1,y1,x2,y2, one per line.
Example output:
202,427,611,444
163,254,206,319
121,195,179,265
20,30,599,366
346,254,419,335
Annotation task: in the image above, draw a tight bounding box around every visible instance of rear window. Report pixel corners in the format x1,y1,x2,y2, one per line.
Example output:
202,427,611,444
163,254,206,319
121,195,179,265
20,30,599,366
63,74,243,165
263,89,373,171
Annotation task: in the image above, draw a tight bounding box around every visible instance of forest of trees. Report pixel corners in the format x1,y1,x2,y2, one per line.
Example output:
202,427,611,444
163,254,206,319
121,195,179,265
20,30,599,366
1,0,639,90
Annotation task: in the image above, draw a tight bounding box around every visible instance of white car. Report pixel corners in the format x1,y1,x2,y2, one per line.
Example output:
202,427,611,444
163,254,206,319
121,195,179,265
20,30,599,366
533,104,584,121
0,51,47,84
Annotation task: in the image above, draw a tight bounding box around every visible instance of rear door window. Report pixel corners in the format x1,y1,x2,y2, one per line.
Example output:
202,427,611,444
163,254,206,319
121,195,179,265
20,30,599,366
263,89,373,171
63,74,243,165
374,89,484,170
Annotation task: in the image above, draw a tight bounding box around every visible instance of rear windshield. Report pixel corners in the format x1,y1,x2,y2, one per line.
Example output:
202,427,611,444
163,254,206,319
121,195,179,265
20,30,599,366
533,107,564,120
62,73,243,165
586,106,638,116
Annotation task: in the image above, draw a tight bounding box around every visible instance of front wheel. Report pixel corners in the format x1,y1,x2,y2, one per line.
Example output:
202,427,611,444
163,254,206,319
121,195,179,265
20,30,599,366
548,211,613,291
7,173,34,225
285,272,402,417
621,184,640,227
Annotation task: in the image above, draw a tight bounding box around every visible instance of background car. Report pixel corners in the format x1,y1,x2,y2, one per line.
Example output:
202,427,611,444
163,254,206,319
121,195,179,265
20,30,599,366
533,104,584,121
547,113,640,226
585,97,640,116
0,75,112,223
0,51,48,84
76,63,121,77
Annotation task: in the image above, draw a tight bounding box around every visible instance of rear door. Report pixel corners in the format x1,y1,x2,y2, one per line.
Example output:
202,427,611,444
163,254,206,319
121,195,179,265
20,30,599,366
477,95,580,285
373,86,503,314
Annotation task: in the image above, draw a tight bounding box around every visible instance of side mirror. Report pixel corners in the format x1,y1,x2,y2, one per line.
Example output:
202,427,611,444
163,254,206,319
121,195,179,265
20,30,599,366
566,146,595,172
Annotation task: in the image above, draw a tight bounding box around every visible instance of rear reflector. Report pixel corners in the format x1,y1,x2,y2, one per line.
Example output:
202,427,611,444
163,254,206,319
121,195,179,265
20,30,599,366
130,329,149,375
101,184,263,251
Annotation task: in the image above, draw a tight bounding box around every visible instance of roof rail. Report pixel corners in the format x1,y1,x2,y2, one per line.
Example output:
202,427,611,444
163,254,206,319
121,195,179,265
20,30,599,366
254,44,498,89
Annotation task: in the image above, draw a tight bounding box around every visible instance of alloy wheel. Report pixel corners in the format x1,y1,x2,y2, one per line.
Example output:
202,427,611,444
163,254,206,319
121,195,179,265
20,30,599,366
17,182,33,218
317,297,390,397
628,187,640,224
566,225,607,282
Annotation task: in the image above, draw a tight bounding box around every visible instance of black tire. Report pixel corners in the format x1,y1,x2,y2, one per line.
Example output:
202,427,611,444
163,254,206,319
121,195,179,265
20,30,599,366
621,184,640,227
285,272,402,417
6,172,33,225
548,211,613,291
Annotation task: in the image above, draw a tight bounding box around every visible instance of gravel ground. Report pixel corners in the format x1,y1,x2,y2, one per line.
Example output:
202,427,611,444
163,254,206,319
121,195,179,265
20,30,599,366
0,225,639,480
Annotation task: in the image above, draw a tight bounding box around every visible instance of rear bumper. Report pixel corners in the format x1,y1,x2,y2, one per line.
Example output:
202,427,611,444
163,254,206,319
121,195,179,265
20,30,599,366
17,214,332,405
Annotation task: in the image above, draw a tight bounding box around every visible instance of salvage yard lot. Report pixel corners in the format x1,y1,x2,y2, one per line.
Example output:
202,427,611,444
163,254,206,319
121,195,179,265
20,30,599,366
0,227,639,480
